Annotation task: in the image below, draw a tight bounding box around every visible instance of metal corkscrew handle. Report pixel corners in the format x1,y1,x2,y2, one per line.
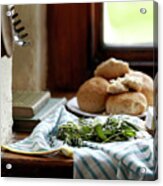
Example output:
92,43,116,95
6,5,30,46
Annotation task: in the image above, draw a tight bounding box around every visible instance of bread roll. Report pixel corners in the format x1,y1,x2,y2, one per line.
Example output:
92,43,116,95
107,78,129,94
121,74,143,92
77,77,110,113
128,71,154,106
94,58,129,80
106,92,147,115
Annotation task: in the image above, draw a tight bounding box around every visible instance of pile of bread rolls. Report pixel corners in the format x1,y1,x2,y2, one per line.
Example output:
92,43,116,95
77,58,153,116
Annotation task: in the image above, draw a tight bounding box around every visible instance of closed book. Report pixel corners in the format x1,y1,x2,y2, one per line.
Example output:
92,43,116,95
13,97,67,132
13,91,51,118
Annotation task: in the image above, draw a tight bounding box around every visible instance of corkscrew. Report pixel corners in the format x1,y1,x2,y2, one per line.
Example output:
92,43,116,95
6,5,30,46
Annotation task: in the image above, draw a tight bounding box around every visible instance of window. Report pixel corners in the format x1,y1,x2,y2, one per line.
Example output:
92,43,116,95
91,1,157,77
103,1,153,47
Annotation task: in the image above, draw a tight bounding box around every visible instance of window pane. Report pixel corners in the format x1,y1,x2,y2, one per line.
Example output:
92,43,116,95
103,1,153,46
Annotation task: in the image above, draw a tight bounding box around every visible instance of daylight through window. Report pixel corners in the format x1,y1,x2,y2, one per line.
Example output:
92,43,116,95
103,1,153,47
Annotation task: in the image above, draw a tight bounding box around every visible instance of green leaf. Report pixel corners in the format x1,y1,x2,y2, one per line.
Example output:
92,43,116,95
81,125,92,133
95,124,107,141
122,129,136,137
104,129,113,136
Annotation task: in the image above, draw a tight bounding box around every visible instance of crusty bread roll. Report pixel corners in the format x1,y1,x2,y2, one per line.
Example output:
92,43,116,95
77,77,110,113
94,58,129,80
127,70,154,106
121,74,143,92
106,92,147,115
107,78,129,94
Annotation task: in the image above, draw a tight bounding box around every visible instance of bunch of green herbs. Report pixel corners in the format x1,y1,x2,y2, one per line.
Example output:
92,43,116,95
57,117,139,147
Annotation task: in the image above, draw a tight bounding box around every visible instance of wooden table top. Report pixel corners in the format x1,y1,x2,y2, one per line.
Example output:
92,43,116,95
1,132,73,178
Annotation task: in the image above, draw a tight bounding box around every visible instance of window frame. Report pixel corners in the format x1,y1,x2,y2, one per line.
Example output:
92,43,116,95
90,3,157,76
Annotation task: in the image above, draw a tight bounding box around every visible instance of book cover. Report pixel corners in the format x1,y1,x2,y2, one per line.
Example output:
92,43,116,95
13,91,51,118
13,97,67,132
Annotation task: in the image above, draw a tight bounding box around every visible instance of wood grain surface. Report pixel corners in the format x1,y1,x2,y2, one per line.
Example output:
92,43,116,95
1,132,73,178
47,3,92,92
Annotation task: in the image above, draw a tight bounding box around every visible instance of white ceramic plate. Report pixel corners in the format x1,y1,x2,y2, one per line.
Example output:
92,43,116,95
66,97,147,118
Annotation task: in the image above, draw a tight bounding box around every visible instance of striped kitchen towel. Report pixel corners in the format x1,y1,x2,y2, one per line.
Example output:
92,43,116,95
2,106,157,180
2,106,77,156
73,138,155,180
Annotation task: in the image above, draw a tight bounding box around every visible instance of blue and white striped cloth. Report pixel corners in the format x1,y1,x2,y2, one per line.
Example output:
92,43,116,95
2,106,157,180
73,139,154,180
